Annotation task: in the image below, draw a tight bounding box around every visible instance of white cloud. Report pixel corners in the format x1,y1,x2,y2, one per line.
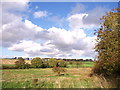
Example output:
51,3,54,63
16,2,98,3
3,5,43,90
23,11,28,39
8,26,96,58
67,7,107,29
67,3,109,29
1,1,29,12
33,11,48,18
83,7,109,26
1,2,44,47
45,27,87,51
8,40,41,51
67,13,88,29
24,20,43,32
1,1,98,58
1,19,44,47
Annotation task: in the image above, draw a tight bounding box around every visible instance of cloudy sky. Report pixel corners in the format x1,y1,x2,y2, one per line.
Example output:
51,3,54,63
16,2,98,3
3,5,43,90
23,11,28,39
1,1,118,59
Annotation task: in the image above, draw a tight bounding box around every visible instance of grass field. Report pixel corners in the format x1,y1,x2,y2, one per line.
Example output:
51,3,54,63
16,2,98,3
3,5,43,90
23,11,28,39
1,59,116,88
2,68,114,88
67,61,94,68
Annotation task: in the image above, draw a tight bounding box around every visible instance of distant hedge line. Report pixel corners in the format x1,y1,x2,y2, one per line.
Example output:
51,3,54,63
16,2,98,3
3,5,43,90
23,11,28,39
2,57,67,69
2,57,83,69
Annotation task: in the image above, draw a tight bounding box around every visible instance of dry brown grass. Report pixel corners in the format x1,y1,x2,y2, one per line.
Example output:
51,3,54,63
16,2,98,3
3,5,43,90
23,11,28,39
1,59,31,64
2,68,115,88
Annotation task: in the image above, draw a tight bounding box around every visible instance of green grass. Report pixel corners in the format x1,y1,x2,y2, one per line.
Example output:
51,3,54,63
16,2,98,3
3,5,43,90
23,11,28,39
67,61,95,68
2,64,16,67
2,68,114,88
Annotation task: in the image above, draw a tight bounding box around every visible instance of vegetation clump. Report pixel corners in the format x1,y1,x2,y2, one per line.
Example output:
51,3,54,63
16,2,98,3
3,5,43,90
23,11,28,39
93,8,120,76
93,8,120,87
31,57,43,68
57,59,67,67
52,67,67,76
15,57,30,69
47,58,57,68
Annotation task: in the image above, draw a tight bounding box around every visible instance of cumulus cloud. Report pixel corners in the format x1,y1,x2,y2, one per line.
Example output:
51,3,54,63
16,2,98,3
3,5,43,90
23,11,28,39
1,19,44,47
8,40,41,51
1,1,44,47
8,40,59,57
67,13,88,29
1,1,29,12
1,1,98,58
46,27,87,51
33,11,48,18
1,1,29,25
67,3,109,29
8,26,96,58
83,7,109,26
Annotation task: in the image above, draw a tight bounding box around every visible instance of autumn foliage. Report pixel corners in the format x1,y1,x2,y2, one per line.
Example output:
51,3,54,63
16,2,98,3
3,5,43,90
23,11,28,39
93,8,120,76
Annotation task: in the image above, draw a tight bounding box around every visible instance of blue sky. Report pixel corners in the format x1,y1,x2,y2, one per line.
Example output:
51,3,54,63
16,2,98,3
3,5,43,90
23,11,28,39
1,1,118,59
28,2,117,28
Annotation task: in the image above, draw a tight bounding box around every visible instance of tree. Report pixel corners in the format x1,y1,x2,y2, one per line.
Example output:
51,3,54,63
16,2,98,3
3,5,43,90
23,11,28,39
57,60,67,67
47,58,57,68
15,57,30,69
93,8,120,76
31,57,43,68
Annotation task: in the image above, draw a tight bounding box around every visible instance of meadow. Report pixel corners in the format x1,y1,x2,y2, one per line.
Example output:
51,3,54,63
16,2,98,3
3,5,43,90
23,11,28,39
2,68,113,88
1,60,116,88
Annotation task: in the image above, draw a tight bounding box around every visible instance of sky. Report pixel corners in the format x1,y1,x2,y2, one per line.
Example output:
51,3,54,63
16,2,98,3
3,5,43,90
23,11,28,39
0,1,118,59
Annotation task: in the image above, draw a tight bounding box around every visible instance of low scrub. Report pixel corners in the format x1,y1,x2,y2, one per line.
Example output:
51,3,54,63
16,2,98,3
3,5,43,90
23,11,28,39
57,60,67,67
31,57,43,68
2,65,18,69
93,59,120,77
52,67,67,76
15,57,30,69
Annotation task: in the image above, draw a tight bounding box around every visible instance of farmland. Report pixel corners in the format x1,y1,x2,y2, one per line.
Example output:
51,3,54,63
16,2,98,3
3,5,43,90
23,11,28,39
2,68,113,88
1,59,116,88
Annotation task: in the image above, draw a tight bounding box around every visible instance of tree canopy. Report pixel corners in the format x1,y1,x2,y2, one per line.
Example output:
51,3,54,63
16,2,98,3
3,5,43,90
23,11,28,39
93,8,120,76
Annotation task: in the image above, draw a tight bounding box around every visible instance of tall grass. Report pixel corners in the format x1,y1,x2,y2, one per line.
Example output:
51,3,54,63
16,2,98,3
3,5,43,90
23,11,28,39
2,68,117,88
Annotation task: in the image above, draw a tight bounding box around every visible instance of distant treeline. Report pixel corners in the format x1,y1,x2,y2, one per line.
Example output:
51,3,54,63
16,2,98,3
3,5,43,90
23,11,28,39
3,57,94,62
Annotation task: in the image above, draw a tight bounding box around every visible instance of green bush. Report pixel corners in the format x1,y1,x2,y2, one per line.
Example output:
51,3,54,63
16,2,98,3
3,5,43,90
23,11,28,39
47,58,57,68
57,60,67,67
2,65,18,69
42,61,49,68
31,57,43,68
25,63,30,69
15,57,30,69
93,58,120,76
